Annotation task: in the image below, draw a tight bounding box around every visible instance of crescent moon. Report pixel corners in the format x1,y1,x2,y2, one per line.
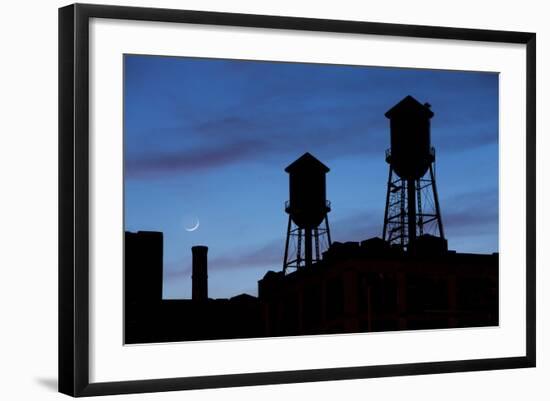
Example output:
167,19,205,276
185,219,200,232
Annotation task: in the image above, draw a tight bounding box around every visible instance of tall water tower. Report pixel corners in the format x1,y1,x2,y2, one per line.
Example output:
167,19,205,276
382,95,445,251
283,153,332,273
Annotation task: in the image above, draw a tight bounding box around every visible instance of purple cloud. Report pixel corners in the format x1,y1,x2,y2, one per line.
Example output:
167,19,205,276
164,239,283,279
209,241,283,271
331,211,382,242
164,187,498,283
126,139,266,178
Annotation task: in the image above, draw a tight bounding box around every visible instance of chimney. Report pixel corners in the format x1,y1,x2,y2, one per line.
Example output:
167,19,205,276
192,246,208,301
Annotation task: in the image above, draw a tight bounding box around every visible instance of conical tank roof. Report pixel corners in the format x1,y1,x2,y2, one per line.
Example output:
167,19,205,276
285,152,330,174
384,95,434,119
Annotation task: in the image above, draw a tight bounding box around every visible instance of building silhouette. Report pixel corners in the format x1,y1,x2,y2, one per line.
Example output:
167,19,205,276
124,233,262,343
125,228,497,343
259,238,497,336
124,97,498,344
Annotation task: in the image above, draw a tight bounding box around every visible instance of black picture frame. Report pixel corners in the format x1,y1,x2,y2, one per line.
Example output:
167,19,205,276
58,3,536,397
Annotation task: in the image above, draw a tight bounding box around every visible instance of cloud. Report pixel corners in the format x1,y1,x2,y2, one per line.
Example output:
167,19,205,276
164,212,381,278
444,209,498,236
126,106,496,181
210,241,284,271
195,116,261,136
442,189,498,236
126,56,499,177
442,187,498,213
328,187,498,245
125,138,266,178
126,108,388,179
330,210,382,242
164,186,498,284
164,239,284,279
435,126,498,153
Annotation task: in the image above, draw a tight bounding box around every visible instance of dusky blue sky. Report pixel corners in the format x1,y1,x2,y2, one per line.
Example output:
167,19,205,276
124,55,499,300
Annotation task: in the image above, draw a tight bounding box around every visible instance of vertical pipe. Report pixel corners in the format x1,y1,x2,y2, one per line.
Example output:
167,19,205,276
283,215,292,273
382,166,393,241
304,227,312,268
416,179,423,236
407,178,416,252
314,228,320,261
429,164,445,239
296,228,302,267
325,215,332,246
400,178,405,248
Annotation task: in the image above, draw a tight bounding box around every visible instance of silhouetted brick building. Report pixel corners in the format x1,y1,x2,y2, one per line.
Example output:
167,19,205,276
258,236,498,337
124,231,498,344
124,231,262,343
124,231,163,343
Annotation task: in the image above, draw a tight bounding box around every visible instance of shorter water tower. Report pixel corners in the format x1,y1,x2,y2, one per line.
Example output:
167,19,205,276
382,95,445,251
283,153,332,273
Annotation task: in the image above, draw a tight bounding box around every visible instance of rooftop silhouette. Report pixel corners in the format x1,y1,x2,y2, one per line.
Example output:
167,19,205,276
124,107,498,343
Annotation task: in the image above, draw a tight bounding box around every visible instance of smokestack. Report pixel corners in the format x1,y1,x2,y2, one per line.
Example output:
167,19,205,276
192,246,208,301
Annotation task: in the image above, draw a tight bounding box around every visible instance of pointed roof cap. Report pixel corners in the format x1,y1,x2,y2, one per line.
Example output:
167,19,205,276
285,152,330,174
384,95,434,119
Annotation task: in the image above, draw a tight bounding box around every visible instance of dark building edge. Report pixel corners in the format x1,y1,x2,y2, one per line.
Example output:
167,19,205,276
58,3,536,397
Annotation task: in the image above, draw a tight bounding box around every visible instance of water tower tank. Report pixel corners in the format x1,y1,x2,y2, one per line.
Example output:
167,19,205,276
385,95,434,180
285,152,330,228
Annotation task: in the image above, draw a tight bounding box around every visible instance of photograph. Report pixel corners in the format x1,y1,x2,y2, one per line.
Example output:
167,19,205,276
123,55,499,344
55,2,536,397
